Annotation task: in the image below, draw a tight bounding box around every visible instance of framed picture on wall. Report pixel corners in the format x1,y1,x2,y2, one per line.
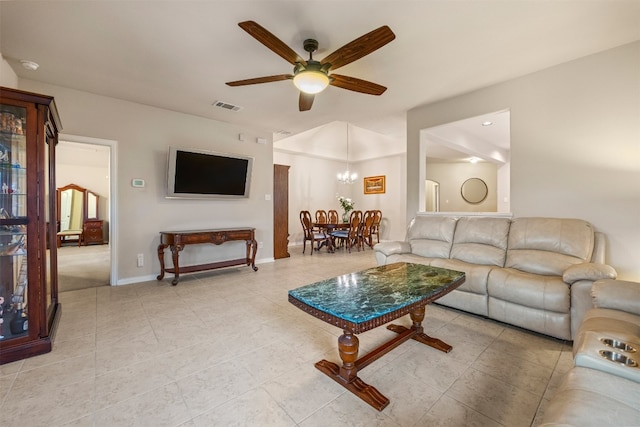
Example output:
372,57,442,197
364,175,385,194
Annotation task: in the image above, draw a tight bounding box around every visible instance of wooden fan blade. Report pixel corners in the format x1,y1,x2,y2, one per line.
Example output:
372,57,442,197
321,26,395,71
226,74,292,86
238,21,305,66
299,92,315,111
330,74,387,95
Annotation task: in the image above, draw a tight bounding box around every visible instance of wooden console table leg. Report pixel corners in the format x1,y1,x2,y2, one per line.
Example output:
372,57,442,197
170,244,184,286
387,305,453,353
247,239,258,271
156,244,168,280
315,330,389,411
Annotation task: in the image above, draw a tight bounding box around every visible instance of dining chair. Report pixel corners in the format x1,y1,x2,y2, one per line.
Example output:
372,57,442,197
331,210,363,253
360,210,376,249
315,210,328,224
371,209,382,245
300,210,330,255
327,209,339,224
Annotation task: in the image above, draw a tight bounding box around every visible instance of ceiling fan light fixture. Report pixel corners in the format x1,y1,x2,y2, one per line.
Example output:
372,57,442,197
293,70,330,94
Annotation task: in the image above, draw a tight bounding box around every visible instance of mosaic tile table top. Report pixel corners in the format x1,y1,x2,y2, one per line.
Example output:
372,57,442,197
289,262,465,332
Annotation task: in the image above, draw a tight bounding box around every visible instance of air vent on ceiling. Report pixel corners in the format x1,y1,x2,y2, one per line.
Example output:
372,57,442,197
212,100,242,112
275,130,291,136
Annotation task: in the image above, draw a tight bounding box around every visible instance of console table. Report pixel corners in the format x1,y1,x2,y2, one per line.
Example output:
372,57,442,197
157,227,258,285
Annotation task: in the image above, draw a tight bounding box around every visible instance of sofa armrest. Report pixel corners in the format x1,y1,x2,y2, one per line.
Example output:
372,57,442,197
562,263,617,285
373,241,411,256
591,279,640,316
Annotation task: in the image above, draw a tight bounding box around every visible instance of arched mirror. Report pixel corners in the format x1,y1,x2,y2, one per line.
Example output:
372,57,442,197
86,190,98,220
461,178,488,204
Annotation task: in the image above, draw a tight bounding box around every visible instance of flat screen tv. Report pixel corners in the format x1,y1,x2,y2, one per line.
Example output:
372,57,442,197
167,147,253,199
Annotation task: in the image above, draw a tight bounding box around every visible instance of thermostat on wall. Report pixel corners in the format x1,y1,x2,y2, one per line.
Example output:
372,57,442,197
131,178,145,188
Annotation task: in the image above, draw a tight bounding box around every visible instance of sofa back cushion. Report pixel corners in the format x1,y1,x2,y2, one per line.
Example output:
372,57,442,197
506,217,595,276
450,217,511,266
406,216,457,258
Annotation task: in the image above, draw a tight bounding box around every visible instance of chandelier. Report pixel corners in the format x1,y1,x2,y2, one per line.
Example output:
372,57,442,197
337,122,357,184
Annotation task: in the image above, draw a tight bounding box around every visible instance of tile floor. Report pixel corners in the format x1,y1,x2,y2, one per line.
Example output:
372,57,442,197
0,247,574,426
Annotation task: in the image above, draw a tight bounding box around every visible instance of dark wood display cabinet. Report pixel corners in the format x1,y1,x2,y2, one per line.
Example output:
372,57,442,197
0,87,62,364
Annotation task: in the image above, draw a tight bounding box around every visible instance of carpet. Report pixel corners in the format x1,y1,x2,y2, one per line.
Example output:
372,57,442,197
57,244,110,292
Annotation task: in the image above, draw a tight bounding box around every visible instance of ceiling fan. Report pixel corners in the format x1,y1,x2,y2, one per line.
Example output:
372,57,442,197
226,21,395,111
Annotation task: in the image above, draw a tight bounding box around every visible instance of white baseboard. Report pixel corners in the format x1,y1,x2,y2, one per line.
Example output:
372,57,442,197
115,256,275,286
116,274,157,286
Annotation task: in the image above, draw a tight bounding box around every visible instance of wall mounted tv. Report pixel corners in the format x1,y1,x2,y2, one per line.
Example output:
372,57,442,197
167,147,253,199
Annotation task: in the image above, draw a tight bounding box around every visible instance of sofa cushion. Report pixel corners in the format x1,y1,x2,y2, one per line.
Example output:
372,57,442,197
431,258,493,316
450,216,511,266
488,268,570,312
540,367,640,426
406,216,457,258
431,258,493,296
505,217,594,276
489,297,571,339
384,253,436,266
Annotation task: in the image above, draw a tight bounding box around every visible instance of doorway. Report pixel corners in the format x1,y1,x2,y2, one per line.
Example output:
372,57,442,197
425,180,440,212
56,136,117,290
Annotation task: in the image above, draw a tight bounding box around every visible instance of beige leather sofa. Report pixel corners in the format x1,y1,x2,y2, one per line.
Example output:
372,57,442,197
374,215,617,340
541,279,640,425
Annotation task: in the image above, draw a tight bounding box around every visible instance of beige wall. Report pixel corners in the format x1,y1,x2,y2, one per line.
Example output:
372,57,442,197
19,79,275,284
0,54,18,88
407,42,640,280
426,161,498,212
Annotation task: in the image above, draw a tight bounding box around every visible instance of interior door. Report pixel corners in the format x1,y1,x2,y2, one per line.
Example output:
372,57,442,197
273,164,290,259
59,189,72,230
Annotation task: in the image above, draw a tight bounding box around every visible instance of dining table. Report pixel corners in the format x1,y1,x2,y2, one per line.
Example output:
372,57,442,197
313,222,350,253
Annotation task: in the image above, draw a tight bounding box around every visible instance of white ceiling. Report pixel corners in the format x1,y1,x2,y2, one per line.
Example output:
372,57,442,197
2,1,638,157
57,141,110,168
422,109,510,164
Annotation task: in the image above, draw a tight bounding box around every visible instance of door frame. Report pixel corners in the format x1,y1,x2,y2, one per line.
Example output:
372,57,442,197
59,134,118,286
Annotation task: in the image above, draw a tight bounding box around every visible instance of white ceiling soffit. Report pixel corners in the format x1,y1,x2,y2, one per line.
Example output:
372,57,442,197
274,121,403,162
422,110,510,164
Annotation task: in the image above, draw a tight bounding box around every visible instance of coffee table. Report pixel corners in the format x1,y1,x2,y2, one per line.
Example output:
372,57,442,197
288,262,465,411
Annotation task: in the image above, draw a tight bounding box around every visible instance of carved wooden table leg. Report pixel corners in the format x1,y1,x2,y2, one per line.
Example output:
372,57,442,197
315,329,390,411
338,330,359,381
156,244,168,280
170,244,184,285
247,239,259,271
387,306,453,353
327,233,335,253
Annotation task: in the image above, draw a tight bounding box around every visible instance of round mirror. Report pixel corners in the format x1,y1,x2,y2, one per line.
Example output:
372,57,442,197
461,178,488,204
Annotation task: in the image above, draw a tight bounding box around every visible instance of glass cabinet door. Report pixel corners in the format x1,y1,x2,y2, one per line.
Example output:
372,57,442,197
0,105,29,340
44,125,56,327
